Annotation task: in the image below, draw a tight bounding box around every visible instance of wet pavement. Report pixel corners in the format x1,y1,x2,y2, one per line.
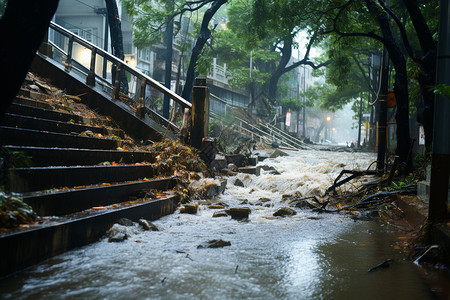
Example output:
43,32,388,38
0,149,448,299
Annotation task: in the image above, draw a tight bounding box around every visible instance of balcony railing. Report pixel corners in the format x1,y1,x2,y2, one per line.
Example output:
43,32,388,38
209,58,228,84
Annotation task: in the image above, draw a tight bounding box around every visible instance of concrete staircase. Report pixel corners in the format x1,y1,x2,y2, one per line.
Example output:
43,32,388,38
0,89,179,277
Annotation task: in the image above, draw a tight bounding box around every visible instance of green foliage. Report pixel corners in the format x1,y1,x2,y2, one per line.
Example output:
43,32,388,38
432,84,450,98
278,98,302,111
0,191,37,228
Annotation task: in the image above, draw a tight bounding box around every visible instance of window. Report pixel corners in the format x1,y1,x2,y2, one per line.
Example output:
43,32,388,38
69,28,96,44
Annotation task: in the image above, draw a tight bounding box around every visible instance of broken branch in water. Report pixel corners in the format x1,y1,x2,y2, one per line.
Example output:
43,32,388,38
355,188,417,207
326,169,378,195
368,258,393,272
314,188,417,214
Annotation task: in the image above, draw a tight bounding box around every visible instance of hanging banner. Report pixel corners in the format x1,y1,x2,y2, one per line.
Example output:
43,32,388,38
285,110,291,127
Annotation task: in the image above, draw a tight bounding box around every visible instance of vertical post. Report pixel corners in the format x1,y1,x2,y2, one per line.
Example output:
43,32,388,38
377,48,389,172
429,0,450,223
302,65,306,137
38,29,53,58
357,93,363,148
139,78,147,106
86,48,97,86
191,77,209,149
65,36,74,72
112,63,121,100
103,13,109,79
163,0,174,119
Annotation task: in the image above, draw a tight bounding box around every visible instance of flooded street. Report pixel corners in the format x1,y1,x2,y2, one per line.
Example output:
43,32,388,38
0,150,437,299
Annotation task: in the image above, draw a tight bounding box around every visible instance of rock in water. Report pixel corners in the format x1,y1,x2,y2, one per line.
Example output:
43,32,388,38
138,219,159,231
234,179,244,187
269,149,289,158
198,239,231,248
273,207,297,217
108,232,128,243
212,211,228,218
292,200,317,209
117,218,134,226
207,205,225,209
254,197,272,206
106,224,130,242
180,204,199,214
225,207,251,220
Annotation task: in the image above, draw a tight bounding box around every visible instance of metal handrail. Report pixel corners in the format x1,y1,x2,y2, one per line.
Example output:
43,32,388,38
262,122,316,150
46,22,191,131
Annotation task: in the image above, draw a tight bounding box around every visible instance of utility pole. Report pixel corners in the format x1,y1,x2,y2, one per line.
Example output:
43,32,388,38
428,0,450,223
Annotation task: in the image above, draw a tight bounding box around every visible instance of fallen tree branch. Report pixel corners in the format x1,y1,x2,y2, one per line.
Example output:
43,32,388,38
368,258,393,272
327,169,378,195
342,188,417,209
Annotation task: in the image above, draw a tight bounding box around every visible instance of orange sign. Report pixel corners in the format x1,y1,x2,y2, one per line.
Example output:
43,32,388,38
387,91,396,108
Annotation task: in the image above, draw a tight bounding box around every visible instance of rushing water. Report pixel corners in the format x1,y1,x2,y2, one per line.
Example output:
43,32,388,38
0,150,439,299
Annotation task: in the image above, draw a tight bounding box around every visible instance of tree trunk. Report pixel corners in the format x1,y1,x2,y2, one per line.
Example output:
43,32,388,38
0,0,59,124
267,37,293,102
403,0,437,152
181,0,227,102
105,0,128,93
366,0,411,168
314,119,326,143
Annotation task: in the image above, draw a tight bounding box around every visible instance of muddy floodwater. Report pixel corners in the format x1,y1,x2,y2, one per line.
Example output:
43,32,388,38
0,150,442,299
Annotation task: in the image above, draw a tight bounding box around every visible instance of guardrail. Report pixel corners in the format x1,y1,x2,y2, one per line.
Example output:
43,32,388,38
46,21,191,131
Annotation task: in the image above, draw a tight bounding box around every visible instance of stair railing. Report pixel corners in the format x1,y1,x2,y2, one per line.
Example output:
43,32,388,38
45,21,191,131
261,122,317,150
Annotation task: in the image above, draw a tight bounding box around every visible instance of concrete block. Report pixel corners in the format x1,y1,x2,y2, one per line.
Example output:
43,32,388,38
225,154,248,167
239,166,261,176
417,181,430,202
248,156,258,166
210,158,227,171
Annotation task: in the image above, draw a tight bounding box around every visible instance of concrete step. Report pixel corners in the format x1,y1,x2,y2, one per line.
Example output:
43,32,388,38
23,177,177,216
4,146,154,167
0,192,179,278
14,95,53,110
6,102,89,124
0,126,119,150
8,164,156,193
2,113,123,137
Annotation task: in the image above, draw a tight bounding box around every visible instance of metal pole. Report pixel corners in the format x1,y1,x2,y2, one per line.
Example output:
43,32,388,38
429,0,450,223
377,48,389,172
249,51,253,78
163,2,174,119
103,11,109,79
357,93,363,148
302,65,306,137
